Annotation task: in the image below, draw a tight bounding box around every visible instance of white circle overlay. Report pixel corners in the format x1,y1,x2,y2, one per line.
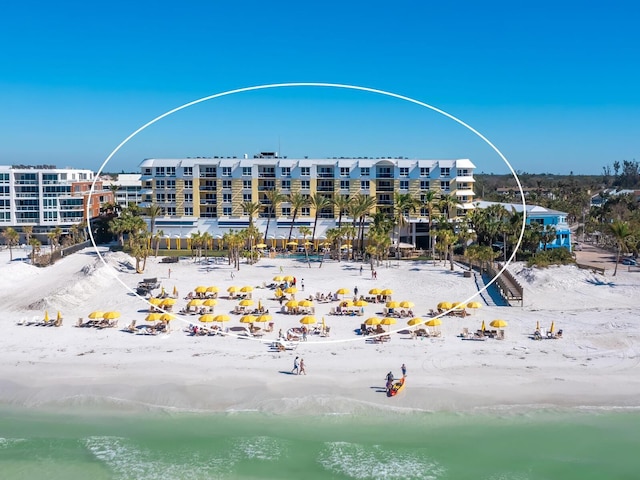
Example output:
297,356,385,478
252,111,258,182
88,82,527,344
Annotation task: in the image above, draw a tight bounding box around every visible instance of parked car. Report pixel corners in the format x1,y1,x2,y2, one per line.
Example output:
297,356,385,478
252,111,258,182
621,258,637,266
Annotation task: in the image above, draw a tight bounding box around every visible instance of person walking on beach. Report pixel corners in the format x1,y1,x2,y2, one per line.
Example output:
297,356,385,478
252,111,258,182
354,286,359,297
279,265,284,274
385,371,394,393
299,358,306,375
360,265,363,276
292,356,299,374
301,279,305,291
401,363,407,377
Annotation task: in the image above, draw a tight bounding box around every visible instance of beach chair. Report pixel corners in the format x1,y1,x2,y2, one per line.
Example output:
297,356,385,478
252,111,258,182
329,307,336,315
124,320,136,333
496,329,505,340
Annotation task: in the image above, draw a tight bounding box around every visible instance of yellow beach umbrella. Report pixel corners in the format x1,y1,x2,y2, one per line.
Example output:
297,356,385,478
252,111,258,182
160,313,175,322
256,314,272,323
273,275,284,282
206,286,219,293
321,316,326,330
187,299,204,307
213,314,231,323
490,319,508,328
399,301,414,309
56,311,62,321
160,298,176,306
286,241,298,246
426,318,442,327
173,285,178,296
239,299,254,307
336,288,350,295
256,243,268,248
438,302,453,310
227,286,239,293
340,300,354,308
381,317,397,326
285,300,299,308
43,311,50,322
365,317,381,325
298,300,313,308
299,316,317,325
481,320,486,332
240,315,257,324
407,318,424,326
386,301,400,309
536,320,540,331
381,289,394,296
145,313,162,322
452,302,465,310
103,311,121,320
149,297,163,306
354,300,368,307
195,286,207,294
549,321,555,334
283,275,294,282
285,286,297,294
203,299,218,307
467,301,482,310
199,314,216,323
88,311,104,319
369,288,381,295
240,286,253,293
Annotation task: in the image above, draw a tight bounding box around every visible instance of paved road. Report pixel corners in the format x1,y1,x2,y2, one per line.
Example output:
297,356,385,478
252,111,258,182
574,243,620,272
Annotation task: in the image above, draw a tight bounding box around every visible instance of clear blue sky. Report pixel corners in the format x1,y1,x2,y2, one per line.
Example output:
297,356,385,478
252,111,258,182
1,1,638,174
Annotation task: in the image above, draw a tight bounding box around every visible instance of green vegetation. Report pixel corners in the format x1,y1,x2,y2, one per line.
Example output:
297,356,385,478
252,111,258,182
526,248,576,268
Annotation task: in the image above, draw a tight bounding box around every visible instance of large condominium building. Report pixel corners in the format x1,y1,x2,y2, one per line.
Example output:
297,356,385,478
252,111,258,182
139,154,476,249
0,165,113,242
102,173,143,208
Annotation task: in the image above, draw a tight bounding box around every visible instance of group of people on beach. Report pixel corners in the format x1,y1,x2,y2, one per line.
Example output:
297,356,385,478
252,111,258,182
291,356,306,375
385,363,407,394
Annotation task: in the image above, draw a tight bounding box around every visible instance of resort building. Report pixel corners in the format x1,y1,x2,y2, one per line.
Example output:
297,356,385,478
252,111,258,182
139,154,476,249
102,173,143,208
0,165,113,242
474,200,572,251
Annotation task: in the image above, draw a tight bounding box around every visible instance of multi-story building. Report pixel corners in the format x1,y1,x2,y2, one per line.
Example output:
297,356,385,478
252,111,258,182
102,173,143,208
0,165,113,242
139,154,476,249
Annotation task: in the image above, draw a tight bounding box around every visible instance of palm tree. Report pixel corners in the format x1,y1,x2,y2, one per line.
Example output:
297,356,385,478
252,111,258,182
436,229,457,270
130,231,151,273
350,194,376,257
2,227,19,261
299,226,312,268
392,192,418,258
287,192,308,244
609,221,633,276
146,204,163,237
29,237,42,265
154,229,164,257
201,231,213,261
264,189,287,242
242,201,262,262
333,195,352,228
22,225,33,249
309,193,332,243
438,193,460,221
421,190,439,259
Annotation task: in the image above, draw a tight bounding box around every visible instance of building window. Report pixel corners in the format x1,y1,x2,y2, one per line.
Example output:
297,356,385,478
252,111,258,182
399,180,409,190
361,167,370,177
361,180,370,191
242,167,252,176
420,167,430,177
301,167,310,176
243,193,252,202
340,180,350,190
155,193,165,202
458,169,470,176
184,180,193,189
155,167,165,176
420,180,429,190
167,180,175,189
223,206,232,216
243,180,252,189
183,167,192,176
340,167,350,176
441,181,450,191
167,193,176,202
281,167,290,177
441,167,450,177
184,193,193,203
184,207,193,216
301,207,310,216
143,168,152,175
166,207,176,215
281,206,291,216
166,167,176,176
281,180,291,190
222,167,232,177
301,180,310,190
399,167,409,177
223,193,232,203
222,180,231,189
156,180,165,189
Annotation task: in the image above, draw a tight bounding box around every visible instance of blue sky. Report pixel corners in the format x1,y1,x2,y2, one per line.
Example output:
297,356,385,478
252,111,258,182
1,1,638,174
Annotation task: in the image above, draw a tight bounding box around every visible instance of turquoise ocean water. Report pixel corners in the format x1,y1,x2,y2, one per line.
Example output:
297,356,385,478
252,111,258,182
1,407,639,480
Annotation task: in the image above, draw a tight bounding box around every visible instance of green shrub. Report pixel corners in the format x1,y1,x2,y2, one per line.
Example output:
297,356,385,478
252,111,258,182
526,248,575,268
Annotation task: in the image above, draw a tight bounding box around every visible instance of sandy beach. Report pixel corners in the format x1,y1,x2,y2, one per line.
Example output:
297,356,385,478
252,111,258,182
1,245,639,415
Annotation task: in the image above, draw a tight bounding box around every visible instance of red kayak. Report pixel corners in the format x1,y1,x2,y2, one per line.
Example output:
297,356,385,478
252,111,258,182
388,376,406,397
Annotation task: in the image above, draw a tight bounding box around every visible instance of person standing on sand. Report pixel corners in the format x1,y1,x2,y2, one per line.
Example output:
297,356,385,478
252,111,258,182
299,358,306,375
301,279,305,291
360,265,363,276
354,286,359,297
292,356,299,374
401,363,407,377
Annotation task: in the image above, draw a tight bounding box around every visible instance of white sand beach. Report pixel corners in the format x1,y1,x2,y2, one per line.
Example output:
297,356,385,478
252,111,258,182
1,246,639,414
